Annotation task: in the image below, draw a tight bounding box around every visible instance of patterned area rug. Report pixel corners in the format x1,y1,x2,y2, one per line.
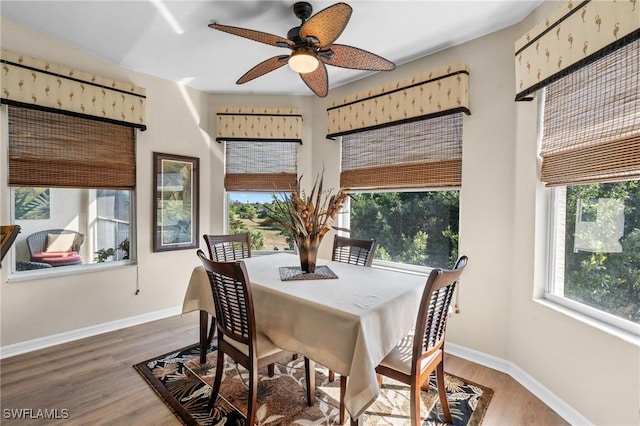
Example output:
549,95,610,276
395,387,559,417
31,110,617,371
134,343,492,426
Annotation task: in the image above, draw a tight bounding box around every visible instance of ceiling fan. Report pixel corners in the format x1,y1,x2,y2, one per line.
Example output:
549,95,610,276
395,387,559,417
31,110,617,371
209,1,396,97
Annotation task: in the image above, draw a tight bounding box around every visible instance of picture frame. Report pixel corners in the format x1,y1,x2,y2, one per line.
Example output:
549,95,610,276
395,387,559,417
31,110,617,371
14,188,50,220
153,152,199,252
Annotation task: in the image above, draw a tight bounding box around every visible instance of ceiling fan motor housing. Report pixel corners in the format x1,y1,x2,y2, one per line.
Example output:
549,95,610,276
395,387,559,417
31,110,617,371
293,2,313,21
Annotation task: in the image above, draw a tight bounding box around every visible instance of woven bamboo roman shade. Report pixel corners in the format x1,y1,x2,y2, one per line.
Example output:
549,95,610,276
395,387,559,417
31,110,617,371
0,49,146,129
216,106,302,142
217,106,301,192
8,106,136,190
224,141,298,192
327,63,469,139
540,38,639,186
515,0,639,101
341,113,463,190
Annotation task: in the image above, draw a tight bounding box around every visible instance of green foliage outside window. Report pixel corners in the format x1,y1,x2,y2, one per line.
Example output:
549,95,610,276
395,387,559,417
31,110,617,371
94,238,130,263
562,180,640,323
228,201,265,250
349,191,460,268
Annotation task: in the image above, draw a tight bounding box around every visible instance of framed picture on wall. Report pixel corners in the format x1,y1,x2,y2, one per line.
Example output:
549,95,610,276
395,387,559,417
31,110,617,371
14,188,50,220
153,152,199,252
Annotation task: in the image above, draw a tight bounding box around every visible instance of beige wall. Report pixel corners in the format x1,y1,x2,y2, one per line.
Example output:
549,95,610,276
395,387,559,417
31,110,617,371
0,17,213,343
2,1,639,424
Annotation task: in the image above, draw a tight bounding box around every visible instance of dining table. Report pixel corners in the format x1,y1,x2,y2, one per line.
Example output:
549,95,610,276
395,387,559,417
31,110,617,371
182,252,429,423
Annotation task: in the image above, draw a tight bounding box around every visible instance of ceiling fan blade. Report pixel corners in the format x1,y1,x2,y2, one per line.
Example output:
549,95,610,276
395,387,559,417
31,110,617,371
209,23,294,48
300,62,329,97
320,44,396,71
300,3,352,48
236,56,290,84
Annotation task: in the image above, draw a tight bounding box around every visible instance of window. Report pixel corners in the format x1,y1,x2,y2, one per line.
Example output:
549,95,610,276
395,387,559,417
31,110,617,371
541,38,639,332
12,188,134,271
338,111,464,270
222,138,299,253
346,190,459,269
7,105,137,274
95,190,132,262
548,181,639,330
227,192,294,252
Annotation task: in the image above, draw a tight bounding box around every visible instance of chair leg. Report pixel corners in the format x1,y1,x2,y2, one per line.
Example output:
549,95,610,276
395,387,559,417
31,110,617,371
247,366,258,426
267,363,275,377
329,369,335,382
436,362,453,423
410,374,422,426
304,357,316,406
207,315,216,344
420,375,431,392
208,350,224,411
199,311,208,364
339,375,347,424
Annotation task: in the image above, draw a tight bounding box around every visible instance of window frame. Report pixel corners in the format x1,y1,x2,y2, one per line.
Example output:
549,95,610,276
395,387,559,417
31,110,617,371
545,185,639,337
7,187,136,280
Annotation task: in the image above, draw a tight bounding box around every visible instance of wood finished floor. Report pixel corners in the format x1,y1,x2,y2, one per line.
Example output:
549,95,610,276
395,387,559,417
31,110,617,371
0,313,569,425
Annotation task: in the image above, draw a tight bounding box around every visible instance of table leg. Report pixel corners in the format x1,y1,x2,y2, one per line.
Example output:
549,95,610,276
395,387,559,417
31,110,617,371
199,310,208,364
339,375,347,424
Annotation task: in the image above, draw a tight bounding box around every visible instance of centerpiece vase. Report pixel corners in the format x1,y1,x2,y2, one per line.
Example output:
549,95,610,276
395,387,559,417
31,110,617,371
295,234,321,273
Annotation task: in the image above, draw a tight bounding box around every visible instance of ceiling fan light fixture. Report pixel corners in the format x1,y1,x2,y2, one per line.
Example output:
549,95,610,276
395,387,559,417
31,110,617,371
289,50,319,74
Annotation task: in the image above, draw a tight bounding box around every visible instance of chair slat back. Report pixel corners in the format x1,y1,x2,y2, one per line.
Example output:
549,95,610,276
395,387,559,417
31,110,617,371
332,235,378,267
204,233,251,261
197,250,254,346
415,256,468,359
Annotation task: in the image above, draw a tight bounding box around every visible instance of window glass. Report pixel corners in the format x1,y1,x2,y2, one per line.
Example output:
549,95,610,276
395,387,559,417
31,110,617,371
549,180,640,327
95,190,132,262
227,192,294,252
12,187,134,272
347,191,459,268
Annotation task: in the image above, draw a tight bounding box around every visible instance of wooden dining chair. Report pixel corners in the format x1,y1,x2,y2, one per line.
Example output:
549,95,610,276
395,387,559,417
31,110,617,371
332,235,378,267
199,232,253,360
196,250,316,425
373,255,468,425
203,232,252,261
330,235,378,385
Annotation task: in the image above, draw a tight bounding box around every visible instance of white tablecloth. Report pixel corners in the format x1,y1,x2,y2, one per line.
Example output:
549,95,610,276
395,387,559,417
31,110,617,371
183,252,427,419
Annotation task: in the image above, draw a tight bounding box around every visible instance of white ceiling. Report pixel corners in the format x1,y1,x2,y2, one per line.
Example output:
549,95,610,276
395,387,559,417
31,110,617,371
0,0,542,96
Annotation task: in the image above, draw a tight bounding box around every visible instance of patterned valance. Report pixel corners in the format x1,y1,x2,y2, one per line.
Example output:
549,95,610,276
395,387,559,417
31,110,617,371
515,0,640,101
0,49,146,129
216,106,302,143
326,62,470,139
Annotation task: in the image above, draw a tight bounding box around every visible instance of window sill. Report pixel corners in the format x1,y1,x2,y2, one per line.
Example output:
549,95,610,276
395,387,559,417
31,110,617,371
534,296,640,346
7,261,137,283
252,250,295,256
371,259,433,277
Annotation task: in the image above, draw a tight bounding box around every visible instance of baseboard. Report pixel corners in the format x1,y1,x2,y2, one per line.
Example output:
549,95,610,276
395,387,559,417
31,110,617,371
0,306,182,360
446,342,593,426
